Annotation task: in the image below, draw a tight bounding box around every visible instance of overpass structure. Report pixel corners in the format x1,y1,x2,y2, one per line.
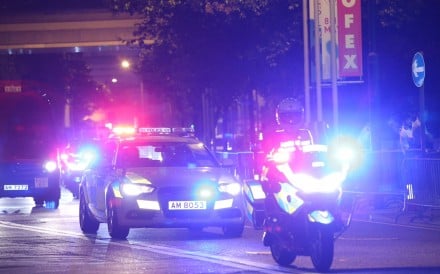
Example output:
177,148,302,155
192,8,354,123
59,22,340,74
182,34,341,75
0,8,143,52
0,8,152,129
0,8,148,85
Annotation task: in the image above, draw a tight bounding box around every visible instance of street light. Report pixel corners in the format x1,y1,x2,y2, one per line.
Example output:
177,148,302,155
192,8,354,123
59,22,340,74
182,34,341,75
121,59,130,69
120,59,144,124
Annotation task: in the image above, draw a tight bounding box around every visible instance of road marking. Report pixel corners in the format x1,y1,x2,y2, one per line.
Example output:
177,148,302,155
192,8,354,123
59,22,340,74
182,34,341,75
246,251,271,255
339,237,399,241
0,221,291,273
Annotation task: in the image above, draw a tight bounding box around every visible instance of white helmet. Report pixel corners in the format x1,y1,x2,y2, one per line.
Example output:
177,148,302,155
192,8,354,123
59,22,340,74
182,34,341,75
275,98,304,126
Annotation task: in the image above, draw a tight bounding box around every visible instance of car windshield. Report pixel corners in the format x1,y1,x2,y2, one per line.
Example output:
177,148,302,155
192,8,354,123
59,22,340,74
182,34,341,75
117,141,219,168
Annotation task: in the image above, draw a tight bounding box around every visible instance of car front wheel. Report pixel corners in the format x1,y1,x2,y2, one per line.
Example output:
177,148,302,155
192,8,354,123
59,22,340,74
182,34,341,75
222,222,244,238
107,199,130,240
79,190,99,234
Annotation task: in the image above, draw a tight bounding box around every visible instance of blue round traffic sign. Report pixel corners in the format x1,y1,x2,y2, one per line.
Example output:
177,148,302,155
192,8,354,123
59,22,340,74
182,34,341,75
412,52,425,87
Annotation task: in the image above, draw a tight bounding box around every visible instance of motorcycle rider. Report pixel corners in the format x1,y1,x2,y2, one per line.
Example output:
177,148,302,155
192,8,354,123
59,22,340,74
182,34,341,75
254,98,347,272
260,98,313,217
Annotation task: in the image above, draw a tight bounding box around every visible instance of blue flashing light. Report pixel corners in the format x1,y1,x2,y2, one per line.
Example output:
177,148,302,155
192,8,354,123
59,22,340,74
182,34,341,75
195,183,217,200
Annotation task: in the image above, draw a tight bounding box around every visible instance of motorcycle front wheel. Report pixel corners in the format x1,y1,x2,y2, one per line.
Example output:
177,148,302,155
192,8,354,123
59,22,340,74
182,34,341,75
270,237,297,266
310,227,334,272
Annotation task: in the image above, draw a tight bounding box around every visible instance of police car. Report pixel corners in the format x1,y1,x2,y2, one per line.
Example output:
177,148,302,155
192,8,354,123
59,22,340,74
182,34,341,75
60,140,98,199
79,127,245,239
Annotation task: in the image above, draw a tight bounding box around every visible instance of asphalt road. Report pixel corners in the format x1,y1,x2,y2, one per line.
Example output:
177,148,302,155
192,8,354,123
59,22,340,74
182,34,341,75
1,188,440,274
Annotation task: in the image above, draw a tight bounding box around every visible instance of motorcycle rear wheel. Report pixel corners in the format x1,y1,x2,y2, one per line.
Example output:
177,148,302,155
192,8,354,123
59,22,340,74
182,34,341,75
310,228,334,272
270,238,297,266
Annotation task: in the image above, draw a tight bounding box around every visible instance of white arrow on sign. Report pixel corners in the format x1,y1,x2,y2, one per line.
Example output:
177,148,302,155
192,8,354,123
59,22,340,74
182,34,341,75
412,59,425,77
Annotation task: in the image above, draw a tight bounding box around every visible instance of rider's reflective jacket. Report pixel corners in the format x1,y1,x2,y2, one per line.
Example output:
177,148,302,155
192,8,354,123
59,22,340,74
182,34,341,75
260,127,314,214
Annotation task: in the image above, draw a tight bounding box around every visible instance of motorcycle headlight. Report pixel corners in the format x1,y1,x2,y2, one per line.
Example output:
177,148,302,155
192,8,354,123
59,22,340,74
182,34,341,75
121,183,155,196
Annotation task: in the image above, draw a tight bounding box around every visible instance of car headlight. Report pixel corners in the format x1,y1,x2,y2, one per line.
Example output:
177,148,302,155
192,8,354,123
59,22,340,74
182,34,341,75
218,181,241,196
121,183,155,196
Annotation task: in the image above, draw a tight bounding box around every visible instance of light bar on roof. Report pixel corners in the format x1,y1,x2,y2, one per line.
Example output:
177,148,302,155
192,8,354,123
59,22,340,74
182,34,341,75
138,127,195,136
138,127,172,134
172,127,194,134
112,126,136,136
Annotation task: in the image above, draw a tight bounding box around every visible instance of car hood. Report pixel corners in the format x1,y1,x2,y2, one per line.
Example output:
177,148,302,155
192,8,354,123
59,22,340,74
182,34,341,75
124,167,236,186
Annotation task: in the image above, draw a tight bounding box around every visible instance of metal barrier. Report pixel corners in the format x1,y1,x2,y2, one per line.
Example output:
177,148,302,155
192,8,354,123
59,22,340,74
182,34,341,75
399,156,440,221
217,150,440,222
217,149,406,193
343,150,403,193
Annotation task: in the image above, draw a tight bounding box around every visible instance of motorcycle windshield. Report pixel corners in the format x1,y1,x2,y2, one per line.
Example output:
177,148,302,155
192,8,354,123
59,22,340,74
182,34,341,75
288,147,336,177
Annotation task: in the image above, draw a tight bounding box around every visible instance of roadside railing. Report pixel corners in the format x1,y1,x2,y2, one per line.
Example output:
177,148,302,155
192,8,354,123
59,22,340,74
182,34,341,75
217,149,440,223
398,156,440,221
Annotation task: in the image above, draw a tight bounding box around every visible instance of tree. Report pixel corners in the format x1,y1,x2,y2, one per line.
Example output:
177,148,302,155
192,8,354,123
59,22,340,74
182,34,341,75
368,0,440,142
110,0,303,130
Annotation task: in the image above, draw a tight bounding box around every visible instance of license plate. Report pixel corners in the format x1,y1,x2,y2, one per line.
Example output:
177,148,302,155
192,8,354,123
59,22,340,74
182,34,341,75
35,177,48,188
168,200,207,210
4,185,29,191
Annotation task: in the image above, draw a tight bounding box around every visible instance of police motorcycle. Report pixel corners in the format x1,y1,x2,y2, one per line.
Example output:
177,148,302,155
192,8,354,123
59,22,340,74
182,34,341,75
243,98,353,272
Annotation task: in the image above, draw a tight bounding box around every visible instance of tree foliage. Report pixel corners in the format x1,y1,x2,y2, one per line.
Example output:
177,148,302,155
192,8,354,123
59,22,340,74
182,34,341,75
0,52,102,139
109,0,433,126
110,0,303,126
5,0,435,139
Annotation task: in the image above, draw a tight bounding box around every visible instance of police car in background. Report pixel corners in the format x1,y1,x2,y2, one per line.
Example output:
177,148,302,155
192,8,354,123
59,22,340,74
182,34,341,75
60,140,98,199
79,127,245,239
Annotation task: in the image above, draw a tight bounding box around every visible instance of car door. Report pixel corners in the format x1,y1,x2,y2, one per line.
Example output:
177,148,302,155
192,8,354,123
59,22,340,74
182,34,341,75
95,141,117,212
85,141,116,215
